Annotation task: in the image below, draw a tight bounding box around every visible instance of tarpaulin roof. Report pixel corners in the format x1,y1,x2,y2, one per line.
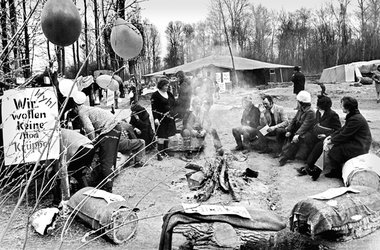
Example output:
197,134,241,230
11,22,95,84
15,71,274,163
319,59,380,83
144,55,294,77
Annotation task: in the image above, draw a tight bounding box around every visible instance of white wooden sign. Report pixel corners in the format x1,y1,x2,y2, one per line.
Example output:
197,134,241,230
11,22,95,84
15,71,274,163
215,72,222,84
1,87,60,165
222,72,230,83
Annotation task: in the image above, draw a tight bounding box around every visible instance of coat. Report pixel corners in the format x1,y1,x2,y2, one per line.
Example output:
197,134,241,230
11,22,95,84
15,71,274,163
315,109,342,133
241,104,260,129
286,105,316,137
151,91,177,138
329,110,372,164
291,71,305,94
130,104,155,147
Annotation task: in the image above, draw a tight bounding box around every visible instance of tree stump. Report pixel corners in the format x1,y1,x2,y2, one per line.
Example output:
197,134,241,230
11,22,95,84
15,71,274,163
172,222,280,249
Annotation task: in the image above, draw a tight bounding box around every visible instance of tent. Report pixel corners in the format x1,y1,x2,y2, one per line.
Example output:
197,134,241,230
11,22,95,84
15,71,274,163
319,60,380,83
144,55,294,86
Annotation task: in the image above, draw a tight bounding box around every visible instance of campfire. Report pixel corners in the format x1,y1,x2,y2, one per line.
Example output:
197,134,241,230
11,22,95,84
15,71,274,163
185,153,254,202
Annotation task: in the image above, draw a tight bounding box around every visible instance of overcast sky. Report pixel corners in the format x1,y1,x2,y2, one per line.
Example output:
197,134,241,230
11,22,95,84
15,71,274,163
139,0,331,56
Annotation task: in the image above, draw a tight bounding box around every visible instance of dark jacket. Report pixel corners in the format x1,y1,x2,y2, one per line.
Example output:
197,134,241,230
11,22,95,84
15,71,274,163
286,105,316,137
316,109,341,133
241,104,260,129
151,91,177,138
330,110,372,163
176,79,192,118
130,104,155,147
291,71,305,94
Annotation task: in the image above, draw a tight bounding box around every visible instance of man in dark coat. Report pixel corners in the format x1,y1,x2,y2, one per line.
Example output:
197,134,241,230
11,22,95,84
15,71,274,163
175,71,192,119
323,96,372,178
291,66,305,95
232,96,260,151
129,102,155,151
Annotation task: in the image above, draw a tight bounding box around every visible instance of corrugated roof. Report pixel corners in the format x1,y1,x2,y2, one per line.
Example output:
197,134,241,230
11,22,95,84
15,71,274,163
144,55,293,77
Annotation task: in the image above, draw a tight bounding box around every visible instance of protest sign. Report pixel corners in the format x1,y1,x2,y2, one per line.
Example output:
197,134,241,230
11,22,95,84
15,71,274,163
1,87,60,165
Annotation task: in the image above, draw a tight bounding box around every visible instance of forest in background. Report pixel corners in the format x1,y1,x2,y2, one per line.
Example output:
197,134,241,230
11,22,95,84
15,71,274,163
1,0,380,81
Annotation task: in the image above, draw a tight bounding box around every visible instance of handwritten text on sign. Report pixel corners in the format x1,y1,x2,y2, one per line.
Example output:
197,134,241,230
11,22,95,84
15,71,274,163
2,87,59,165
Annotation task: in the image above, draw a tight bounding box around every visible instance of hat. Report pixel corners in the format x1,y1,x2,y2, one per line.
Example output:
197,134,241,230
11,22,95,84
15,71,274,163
73,91,87,105
296,90,311,103
294,66,301,71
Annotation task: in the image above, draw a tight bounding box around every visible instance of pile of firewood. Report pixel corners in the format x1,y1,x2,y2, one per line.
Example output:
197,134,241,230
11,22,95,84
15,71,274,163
185,154,243,202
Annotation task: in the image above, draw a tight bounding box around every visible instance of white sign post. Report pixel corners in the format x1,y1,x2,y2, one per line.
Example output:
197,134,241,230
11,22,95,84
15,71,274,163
1,87,60,166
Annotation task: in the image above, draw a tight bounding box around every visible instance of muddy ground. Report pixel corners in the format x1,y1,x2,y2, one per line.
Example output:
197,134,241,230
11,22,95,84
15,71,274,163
1,81,380,249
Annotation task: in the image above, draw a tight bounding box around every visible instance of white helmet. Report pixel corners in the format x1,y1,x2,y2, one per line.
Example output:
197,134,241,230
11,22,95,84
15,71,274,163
296,90,311,103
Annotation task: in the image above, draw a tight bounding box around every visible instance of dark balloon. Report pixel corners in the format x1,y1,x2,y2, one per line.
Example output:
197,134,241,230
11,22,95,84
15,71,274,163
41,0,82,46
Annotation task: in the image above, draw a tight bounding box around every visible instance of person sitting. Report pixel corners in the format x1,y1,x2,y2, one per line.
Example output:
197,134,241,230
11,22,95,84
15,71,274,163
232,96,260,151
73,92,121,193
182,97,206,159
296,95,341,180
256,95,288,155
279,91,316,166
118,121,146,168
321,96,372,179
129,101,155,151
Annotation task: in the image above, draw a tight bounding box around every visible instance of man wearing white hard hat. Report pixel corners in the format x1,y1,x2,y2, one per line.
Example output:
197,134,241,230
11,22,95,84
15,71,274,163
279,90,316,166
73,91,121,193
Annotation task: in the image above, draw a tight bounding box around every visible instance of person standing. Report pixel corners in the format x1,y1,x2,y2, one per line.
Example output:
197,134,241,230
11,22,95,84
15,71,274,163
151,79,177,160
175,71,192,119
291,66,305,95
73,92,121,193
232,96,261,151
323,96,372,178
372,65,380,103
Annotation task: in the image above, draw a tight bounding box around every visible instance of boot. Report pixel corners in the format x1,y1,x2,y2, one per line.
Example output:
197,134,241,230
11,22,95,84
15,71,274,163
163,140,173,156
157,143,164,161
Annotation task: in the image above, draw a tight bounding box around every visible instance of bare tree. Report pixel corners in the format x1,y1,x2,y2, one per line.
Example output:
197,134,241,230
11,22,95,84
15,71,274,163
356,0,369,60
164,21,184,68
1,0,10,74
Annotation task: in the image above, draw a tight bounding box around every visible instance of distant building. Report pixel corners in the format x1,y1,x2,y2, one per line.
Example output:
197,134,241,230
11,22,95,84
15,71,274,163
143,55,294,87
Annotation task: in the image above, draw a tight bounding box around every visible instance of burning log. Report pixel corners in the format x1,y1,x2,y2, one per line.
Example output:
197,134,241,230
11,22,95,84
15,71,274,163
226,158,242,202
190,154,245,202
